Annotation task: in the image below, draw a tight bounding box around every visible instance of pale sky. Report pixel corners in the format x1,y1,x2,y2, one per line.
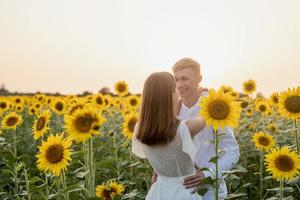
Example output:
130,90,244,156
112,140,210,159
1,0,299,96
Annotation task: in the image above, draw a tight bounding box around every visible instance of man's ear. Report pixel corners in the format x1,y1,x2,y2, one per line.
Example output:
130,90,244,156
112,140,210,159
198,74,202,83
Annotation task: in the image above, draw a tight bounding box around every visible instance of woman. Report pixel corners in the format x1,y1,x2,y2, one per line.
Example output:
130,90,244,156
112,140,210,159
132,72,206,200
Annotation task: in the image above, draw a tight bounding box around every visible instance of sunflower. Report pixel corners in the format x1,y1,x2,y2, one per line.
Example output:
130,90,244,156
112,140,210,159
93,93,105,109
0,99,10,113
246,108,254,116
36,134,72,176
126,95,141,109
96,180,125,200
268,123,277,133
278,87,300,120
52,98,67,115
219,85,233,94
269,92,279,105
29,106,37,116
252,132,276,152
32,110,51,140
66,100,85,116
200,89,241,130
240,100,249,109
242,79,257,94
265,147,300,181
122,113,138,139
114,81,129,97
13,96,24,105
65,105,106,143
15,104,24,113
1,111,23,130
255,100,270,116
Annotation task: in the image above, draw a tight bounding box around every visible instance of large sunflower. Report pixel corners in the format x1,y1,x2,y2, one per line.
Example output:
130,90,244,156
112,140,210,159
32,110,51,140
265,147,300,181
114,81,129,97
1,111,23,130
200,89,241,130
122,112,138,139
65,105,106,143
36,134,72,176
252,132,276,152
96,180,125,200
242,79,257,94
278,87,300,120
255,100,270,116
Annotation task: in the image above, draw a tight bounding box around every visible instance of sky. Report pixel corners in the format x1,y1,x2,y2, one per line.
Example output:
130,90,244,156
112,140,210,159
1,0,299,96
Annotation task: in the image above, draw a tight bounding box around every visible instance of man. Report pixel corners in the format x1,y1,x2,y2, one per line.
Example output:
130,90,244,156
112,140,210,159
173,58,240,199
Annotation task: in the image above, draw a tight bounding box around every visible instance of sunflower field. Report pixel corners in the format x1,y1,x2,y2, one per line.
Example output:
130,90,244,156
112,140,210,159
0,80,300,200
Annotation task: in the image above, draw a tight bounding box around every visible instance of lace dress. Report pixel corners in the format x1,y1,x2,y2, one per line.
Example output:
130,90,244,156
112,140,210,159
132,121,203,200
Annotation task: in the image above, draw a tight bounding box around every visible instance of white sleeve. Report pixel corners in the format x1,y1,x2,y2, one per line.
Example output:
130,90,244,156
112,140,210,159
203,126,240,178
179,121,200,164
217,126,240,172
131,123,146,159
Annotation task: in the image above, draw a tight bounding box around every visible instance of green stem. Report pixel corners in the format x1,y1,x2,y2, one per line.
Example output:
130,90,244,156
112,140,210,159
130,150,133,189
279,179,284,200
259,151,264,200
294,120,299,154
13,129,19,199
24,168,31,200
88,138,95,197
62,170,69,200
113,133,120,178
214,129,219,200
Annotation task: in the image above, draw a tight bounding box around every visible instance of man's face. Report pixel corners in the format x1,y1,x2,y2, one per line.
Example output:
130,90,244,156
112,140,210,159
173,68,201,98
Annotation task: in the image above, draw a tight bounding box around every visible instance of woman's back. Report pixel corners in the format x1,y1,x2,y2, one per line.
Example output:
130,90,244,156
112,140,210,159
140,123,195,177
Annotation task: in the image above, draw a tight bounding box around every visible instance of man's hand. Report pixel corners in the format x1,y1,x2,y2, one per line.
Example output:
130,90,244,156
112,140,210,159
183,166,206,194
151,171,158,184
198,86,208,94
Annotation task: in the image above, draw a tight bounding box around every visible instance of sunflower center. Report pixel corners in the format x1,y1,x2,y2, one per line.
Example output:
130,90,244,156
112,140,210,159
259,105,266,112
7,117,18,126
275,155,294,172
0,102,7,109
272,96,279,104
130,99,137,106
208,100,229,120
258,136,270,146
36,117,46,131
128,118,138,132
284,96,300,114
117,84,126,93
55,102,63,111
46,144,64,164
241,101,248,108
15,98,21,103
245,83,254,91
96,97,103,105
75,114,96,133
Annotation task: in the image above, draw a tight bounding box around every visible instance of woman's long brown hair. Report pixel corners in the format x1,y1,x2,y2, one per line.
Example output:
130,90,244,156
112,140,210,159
137,72,179,145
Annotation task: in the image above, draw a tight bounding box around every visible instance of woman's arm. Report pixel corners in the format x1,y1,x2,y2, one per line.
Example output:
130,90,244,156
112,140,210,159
185,117,206,138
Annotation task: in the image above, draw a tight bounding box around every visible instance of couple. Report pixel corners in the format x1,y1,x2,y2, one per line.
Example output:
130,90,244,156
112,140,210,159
132,58,240,200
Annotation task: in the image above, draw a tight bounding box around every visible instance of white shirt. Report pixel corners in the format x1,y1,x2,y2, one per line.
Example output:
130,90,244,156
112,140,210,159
178,91,240,200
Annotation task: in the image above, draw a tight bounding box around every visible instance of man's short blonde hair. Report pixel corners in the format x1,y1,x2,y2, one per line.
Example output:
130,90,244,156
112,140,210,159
172,58,201,75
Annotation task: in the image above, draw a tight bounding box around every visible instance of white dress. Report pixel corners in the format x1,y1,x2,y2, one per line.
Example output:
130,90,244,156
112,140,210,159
132,121,203,200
